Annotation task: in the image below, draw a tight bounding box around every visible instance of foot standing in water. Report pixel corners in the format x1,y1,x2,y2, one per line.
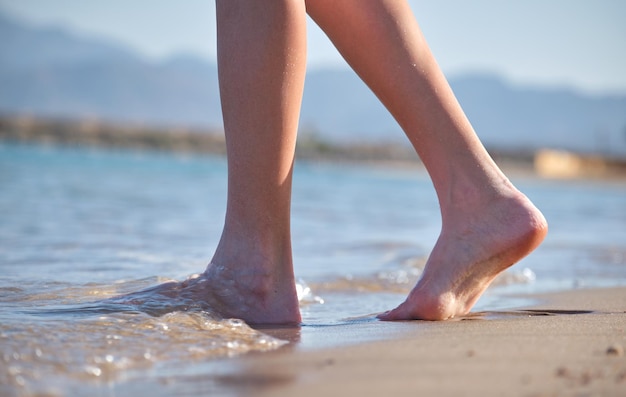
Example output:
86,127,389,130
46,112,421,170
152,0,547,324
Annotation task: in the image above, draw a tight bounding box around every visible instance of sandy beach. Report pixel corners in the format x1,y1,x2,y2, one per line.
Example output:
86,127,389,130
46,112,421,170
199,287,626,397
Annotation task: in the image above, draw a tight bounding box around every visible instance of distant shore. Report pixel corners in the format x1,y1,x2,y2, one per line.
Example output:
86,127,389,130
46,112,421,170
1,114,625,179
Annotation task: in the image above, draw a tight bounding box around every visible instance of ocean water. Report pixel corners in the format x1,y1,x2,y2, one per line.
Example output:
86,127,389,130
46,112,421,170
1,143,625,396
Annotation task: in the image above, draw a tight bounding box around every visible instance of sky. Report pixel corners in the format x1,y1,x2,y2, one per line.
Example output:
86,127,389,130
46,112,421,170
1,0,625,95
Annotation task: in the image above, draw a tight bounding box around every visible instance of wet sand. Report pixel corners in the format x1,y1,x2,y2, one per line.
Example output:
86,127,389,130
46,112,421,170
216,287,626,396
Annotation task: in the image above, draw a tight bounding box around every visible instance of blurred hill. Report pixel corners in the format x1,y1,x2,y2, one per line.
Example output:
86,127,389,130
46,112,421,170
1,10,625,157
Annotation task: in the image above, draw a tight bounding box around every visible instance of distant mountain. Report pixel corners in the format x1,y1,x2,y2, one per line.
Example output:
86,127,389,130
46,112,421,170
0,12,221,127
1,10,625,156
452,75,626,156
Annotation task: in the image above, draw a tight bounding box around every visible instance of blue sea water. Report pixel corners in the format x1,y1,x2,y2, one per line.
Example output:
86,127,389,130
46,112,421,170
1,142,625,395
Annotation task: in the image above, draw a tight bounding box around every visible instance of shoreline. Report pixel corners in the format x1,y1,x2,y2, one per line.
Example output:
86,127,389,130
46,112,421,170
237,287,626,396
94,287,626,396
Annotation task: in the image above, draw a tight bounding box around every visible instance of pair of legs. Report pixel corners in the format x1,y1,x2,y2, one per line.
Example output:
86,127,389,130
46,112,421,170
198,0,547,324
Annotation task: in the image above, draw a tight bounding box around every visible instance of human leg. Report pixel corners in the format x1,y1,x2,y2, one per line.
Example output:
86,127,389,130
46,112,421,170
195,0,307,325
306,0,547,320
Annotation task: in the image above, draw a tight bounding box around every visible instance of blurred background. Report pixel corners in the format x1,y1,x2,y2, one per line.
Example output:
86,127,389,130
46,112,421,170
1,3,625,391
0,0,625,168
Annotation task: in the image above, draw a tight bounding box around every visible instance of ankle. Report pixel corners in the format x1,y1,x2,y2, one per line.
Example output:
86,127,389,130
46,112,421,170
439,173,515,220
208,229,297,296
213,223,293,269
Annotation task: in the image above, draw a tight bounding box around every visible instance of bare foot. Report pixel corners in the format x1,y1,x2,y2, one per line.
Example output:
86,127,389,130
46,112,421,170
379,191,547,321
108,264,301,326
193,262,302,325
161,264,301,325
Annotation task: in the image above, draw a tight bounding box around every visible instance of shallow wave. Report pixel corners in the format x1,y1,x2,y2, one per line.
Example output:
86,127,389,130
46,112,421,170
1,311,286,393
0,264,539,395
0,278,288,394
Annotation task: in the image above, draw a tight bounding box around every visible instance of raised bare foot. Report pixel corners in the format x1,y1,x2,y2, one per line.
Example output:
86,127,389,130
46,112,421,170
379,191,547,321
